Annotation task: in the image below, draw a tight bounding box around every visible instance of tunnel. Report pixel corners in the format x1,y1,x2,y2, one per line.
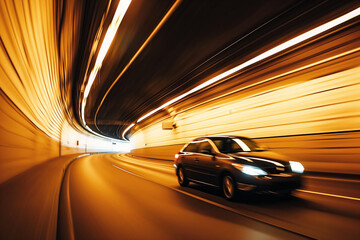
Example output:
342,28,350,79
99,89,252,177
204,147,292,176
1,0,360,239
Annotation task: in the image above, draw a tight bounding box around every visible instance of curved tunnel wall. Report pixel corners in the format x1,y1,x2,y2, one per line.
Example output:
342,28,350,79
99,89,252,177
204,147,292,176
0,1,128,184
130,23,360,175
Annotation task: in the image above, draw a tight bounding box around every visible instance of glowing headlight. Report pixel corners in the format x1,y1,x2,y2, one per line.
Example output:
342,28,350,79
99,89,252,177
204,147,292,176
232,163,267,176
289,161,304,173
242,166,267,176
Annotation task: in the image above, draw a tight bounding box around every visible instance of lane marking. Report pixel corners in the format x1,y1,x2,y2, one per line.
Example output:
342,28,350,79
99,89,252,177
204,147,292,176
110,161,313,239
57,153,92,240
114,155,175,171
305,175,360,183
117,153,360,201
112,164,145,179
297,189,360,201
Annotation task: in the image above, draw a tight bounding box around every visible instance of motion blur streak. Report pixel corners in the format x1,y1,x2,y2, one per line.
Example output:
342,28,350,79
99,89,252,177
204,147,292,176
95,0,182,136
0,0,63,139
297,189,360,201
0,0,129,183
122,122,135,140
82,0,132,127
57,153,359,240
57,153,310,239
130,14,360,175
133,6,360,127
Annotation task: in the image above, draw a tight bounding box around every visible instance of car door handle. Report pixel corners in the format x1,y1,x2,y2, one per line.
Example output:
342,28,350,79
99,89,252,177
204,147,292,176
194,158,199,162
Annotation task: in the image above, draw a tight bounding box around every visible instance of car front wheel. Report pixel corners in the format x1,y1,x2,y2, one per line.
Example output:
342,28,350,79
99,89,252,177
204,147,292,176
177,167,189,187
222,174,236,200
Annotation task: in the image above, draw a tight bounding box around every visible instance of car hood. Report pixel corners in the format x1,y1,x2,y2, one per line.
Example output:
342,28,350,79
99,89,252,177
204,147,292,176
227,151,291,168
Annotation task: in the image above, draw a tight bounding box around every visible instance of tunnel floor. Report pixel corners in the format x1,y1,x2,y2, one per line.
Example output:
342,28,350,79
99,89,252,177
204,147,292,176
1,153,359,239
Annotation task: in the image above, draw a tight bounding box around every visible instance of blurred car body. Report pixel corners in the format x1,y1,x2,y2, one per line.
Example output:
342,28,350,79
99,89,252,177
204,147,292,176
174,136,304,200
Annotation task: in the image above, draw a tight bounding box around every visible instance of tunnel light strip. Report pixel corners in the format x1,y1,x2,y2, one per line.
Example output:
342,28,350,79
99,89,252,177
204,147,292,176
83,0,132,100
121,6,360,139
94,0,182,129
177,47,360,118
122,123,135,139
80,0,132,136
136,7,360,123
94,0,182,139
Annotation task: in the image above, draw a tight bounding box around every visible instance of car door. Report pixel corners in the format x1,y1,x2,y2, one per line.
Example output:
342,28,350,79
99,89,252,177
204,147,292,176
181,142,199,180
196,140,218,186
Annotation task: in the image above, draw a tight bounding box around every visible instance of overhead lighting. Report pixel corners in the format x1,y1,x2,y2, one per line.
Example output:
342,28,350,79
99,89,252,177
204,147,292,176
93,0,182,135
136,7,360,123
122,6,360,139
81,0,132,129
122,123,135,140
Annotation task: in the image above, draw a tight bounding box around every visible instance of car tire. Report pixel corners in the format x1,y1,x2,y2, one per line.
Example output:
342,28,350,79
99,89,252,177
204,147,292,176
222,174,236,200
177,167,189,187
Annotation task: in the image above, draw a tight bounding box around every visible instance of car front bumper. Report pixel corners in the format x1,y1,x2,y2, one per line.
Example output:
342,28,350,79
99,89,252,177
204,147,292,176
236,173,302,193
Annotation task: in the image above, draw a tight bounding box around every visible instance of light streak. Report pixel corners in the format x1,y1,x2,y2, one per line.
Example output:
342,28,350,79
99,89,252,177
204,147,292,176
94,0,182,136
122,123,135,140
83,0,132,99
122,6,360,139
297,189,360,201
81,0,132,131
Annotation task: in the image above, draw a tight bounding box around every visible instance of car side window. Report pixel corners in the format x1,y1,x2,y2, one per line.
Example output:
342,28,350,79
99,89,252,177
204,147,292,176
183,143,198,153
230,139,244,152
213,139,226,152
198,141,214,154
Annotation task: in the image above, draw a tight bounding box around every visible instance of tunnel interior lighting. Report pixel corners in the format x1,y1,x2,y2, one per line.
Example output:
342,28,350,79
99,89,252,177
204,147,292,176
122,123,135,140
81,0,132,131
83,0,132,100
122,7,360,139
94,0,182,127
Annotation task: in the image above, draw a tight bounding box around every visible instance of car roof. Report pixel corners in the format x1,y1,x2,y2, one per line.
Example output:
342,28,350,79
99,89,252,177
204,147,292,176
193,136,250,141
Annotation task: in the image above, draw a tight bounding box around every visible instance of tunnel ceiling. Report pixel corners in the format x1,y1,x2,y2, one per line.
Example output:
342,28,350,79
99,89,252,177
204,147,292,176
71,0,357,139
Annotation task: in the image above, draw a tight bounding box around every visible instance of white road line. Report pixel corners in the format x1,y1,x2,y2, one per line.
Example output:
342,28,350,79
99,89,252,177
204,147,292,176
114,155,175,171
108,163,311,238
304,175,360,183
75,153,91,159
112,164,145,179
117,154,360,202
297,189,360,201
116,160,360,202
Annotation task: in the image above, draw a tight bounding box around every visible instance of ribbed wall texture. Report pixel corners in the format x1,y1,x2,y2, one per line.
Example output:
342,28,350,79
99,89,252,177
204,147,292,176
0,0,127,184
131,21,360,174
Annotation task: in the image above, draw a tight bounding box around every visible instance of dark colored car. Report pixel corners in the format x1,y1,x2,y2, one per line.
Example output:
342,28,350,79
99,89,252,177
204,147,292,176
174,136,304,200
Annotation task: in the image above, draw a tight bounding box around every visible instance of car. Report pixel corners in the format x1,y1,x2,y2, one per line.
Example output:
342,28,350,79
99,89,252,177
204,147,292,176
174,136,304,200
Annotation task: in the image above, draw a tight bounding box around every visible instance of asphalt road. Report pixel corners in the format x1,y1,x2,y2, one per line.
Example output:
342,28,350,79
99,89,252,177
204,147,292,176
59,153,360,240
1,153,360,239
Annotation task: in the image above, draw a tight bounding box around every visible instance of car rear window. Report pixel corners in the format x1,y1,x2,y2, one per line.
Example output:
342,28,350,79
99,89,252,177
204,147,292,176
198,141,213,152
183,143,198,153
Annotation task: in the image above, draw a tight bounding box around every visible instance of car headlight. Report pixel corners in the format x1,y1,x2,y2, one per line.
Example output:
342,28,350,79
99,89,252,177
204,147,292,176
289,161,304,173
232,163,267,176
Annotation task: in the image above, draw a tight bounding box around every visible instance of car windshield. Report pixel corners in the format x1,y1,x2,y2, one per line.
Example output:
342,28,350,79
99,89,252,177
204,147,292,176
213,137,265,153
